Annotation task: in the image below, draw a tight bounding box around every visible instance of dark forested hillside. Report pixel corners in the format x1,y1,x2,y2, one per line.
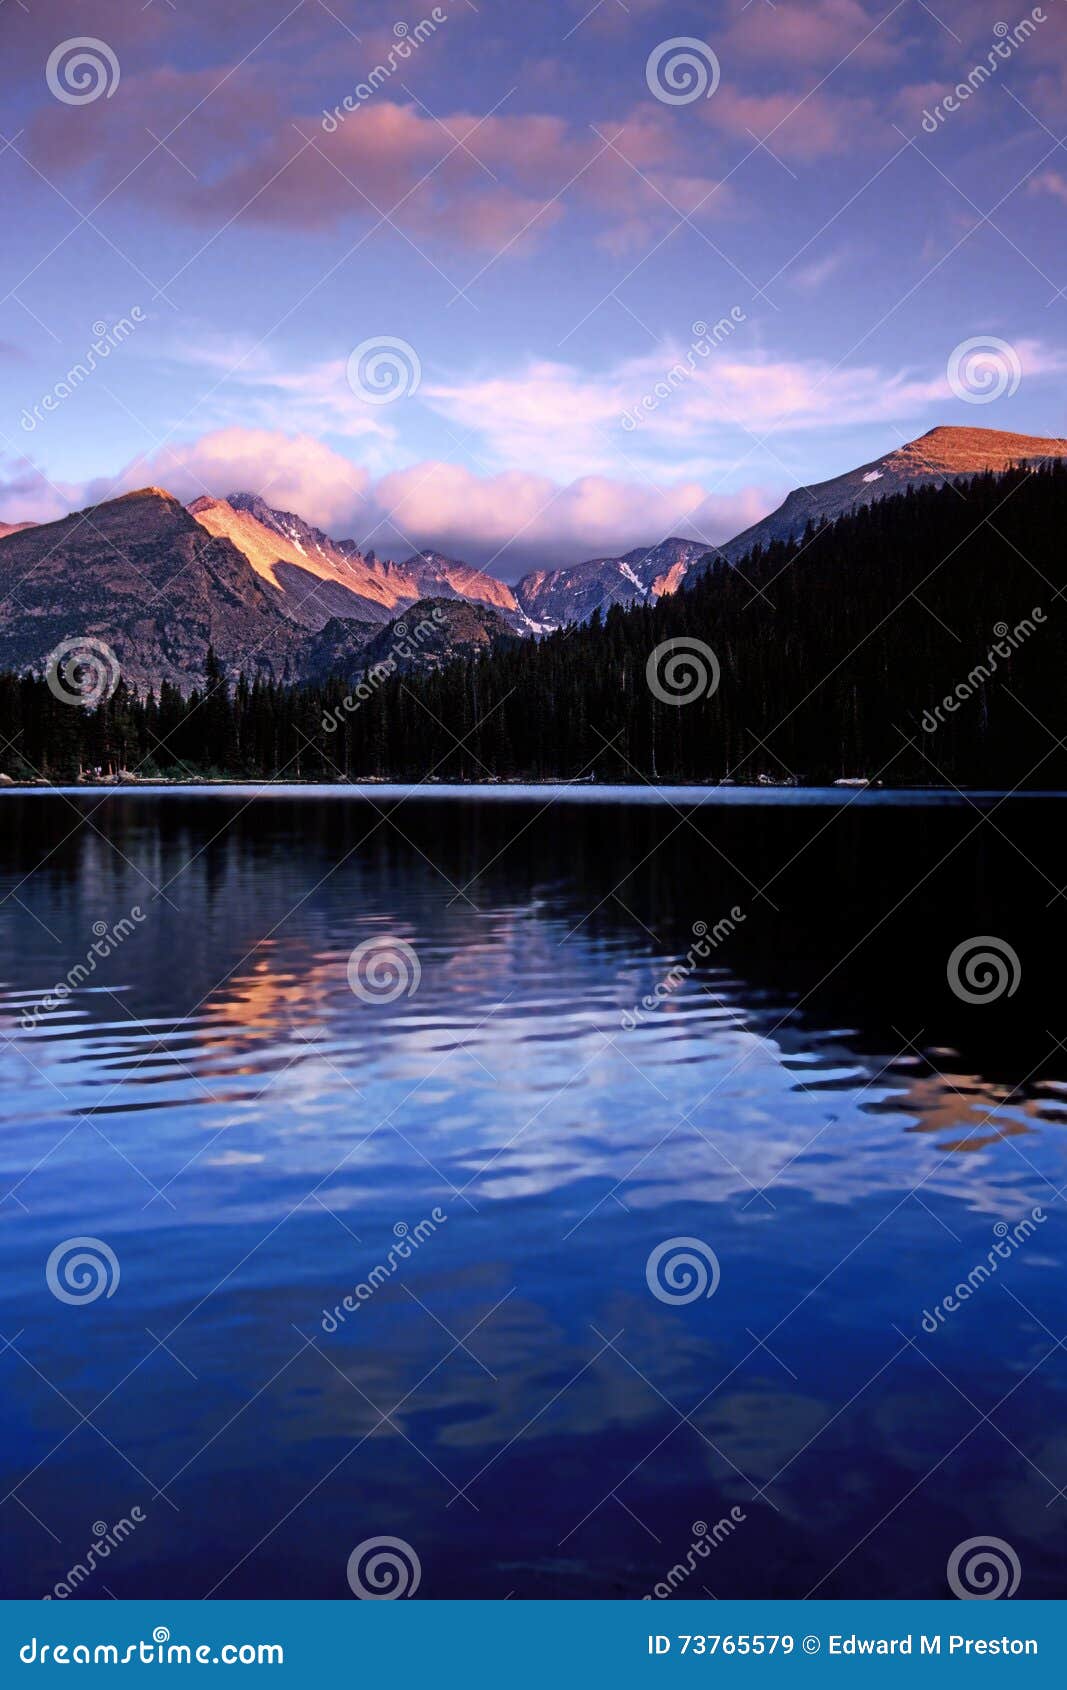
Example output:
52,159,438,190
2,465,1064,787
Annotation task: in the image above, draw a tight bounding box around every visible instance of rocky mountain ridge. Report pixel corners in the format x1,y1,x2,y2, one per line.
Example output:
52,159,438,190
711,426,1067,566
195,494,533,633
513,536,710,630
0,490,472,693
3,426,1065,692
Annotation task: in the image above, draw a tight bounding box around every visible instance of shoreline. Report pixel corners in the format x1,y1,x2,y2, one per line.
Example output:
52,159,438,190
2,778,1065,801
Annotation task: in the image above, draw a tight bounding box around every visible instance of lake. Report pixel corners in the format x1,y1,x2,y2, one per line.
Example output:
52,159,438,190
1,786,1064,1600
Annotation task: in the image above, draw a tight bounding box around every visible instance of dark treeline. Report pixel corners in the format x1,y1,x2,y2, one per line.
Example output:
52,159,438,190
2,465,1065,787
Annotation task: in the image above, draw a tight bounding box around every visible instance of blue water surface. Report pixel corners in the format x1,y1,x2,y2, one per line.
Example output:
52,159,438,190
0,787,1064,1599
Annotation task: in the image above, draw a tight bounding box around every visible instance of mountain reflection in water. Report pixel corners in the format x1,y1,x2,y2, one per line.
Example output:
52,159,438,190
0,787,1064,1598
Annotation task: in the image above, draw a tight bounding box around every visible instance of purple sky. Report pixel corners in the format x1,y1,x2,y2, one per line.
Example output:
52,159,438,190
2,0,1065,575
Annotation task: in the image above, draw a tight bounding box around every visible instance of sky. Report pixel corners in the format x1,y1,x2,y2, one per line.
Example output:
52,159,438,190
1,0,1065,576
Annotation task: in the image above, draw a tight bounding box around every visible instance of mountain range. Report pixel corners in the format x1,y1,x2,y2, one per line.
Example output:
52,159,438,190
1,425,1064,693
714,424,1067,563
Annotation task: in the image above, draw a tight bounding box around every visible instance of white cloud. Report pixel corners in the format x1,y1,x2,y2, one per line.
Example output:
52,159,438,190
0,428,772,573
420,338,1067,483
110,428,372,531
158,330,396,458
365,460,770,571
6,337,1065,572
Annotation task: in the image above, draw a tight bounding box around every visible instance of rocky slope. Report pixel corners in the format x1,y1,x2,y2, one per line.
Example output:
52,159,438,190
301,597,514,686
194,494,533,632
711,426,1067,566
400,548,528,629
363,596,514,669
0,488,373,693
188,493,406,625
514,537,708,630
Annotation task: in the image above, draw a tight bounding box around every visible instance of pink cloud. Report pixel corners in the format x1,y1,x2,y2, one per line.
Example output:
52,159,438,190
0,427,773,575
25,61,730,256
705,84,884,160
101,429,371,531
722,0,904,68
332,459,772,574
1028,169,1067,205
0,454,74,525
